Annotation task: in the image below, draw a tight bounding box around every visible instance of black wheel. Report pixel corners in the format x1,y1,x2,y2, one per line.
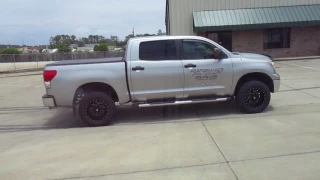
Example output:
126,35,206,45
236,81,271,114
79,92,116,126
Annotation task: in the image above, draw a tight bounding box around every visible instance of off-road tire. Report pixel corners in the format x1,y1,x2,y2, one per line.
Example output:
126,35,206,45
236,81,271,114
79,92,116,127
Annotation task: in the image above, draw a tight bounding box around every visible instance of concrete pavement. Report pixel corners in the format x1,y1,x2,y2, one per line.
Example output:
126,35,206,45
0,59,320,180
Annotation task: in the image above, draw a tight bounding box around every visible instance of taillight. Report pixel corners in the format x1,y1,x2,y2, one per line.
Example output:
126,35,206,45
43,70,57,82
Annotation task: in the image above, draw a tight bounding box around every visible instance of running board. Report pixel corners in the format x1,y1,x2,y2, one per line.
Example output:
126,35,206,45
133,97,232,108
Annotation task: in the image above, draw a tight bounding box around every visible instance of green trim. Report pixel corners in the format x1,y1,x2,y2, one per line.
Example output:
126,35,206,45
193,4,320,32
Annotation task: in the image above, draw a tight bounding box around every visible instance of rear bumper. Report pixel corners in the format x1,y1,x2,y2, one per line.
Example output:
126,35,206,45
42,95,56,108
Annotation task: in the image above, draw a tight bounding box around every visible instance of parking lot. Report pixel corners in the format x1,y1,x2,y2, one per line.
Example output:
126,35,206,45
1,59,320,180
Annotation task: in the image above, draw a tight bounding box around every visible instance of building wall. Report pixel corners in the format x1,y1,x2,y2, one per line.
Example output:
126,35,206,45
168,0,320,35
232,26,320,58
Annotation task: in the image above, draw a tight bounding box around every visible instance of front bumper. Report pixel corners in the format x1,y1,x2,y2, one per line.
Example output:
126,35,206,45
270,73,281,92
273,79,280,92
42,95,56,108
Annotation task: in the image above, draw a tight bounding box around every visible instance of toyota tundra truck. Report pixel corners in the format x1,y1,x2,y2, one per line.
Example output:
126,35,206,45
42,36,280,126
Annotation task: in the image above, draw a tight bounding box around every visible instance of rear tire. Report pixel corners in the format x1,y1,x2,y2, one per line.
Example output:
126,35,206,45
236,81,271,114
79,92,116,127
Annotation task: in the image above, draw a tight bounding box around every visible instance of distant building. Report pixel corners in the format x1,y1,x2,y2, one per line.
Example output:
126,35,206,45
18,46,39,52
107,46,115,51
42,49,58,53
114,48,123,51
69,44,98,52
68,44,123,52
108,46,123,52
69,44,78,49
32,49,40,54
166,0,320,58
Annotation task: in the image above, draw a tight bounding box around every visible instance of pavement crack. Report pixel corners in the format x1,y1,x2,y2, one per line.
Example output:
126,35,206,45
279,86,320,92
51,162,227,180
281,77,320,80
280,62,320,72
201,122,240,180
229,150,320,163
281,83,320,99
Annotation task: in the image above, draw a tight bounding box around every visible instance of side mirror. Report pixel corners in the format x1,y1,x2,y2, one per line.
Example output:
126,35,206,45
213,48,222,59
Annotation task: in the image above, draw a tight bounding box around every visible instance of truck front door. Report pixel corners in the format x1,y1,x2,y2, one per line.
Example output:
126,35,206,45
180,39,234,98
129,39,184,102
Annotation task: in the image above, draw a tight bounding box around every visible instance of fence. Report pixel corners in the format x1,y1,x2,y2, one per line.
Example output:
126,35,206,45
0,51,125,73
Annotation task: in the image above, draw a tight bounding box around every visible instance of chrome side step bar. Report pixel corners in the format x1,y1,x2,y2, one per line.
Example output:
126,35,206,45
133,97,232,108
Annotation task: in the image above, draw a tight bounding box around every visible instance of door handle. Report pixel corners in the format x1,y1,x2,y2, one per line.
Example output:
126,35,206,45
184,64,197,68
132,66,145,71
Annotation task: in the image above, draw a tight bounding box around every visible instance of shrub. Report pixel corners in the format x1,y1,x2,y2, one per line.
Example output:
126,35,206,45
94,43,109,51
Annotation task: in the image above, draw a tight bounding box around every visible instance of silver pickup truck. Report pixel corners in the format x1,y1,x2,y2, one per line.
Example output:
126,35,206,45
42,36,280,126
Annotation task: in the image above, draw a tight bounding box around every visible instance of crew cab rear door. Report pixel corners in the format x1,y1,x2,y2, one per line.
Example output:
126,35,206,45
180,39,234,98
129,39,184,102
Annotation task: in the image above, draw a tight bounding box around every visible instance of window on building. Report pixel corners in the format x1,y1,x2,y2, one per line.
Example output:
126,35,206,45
139,40,177,60
263,28,290,49
181,40,227,60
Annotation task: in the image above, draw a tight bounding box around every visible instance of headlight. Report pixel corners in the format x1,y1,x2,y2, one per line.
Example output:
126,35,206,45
268,61,275,68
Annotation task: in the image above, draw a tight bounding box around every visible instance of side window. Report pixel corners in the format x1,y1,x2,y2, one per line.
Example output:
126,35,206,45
181,40,226,60
139,40,177,60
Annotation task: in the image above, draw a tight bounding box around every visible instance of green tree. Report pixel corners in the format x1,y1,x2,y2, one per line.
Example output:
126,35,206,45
110,35,119,43
105,38,116,46
95,35,99,43
71,35,76,44
0,48,21,54
125,34,135,43
157,29,163,35
82,37,89,44
116,41,126,47
54,35,62,44
98,35,106,43
88,35,94,43
56,42,71,52
77,40,85,47
61,35,66,42
94,43,109,51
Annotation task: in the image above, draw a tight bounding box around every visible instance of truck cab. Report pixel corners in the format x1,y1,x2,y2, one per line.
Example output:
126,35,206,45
127,36,234,102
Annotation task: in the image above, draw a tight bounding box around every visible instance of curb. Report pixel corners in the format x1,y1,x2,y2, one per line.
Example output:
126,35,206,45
274,56,320,61
0,69,42,78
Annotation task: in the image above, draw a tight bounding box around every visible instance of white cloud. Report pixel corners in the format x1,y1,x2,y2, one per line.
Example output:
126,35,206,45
0,0,166,45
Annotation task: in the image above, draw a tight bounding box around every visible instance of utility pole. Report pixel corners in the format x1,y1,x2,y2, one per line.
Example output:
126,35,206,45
132,27,135,36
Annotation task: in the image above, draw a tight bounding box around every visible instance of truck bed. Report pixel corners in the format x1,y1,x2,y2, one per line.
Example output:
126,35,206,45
44,56,130,106
45,57,124,67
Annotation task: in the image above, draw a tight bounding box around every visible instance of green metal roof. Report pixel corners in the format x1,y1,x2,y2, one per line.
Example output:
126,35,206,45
193,5,320,32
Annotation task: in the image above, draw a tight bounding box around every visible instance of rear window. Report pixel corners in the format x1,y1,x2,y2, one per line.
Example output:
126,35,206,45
139,40,177,60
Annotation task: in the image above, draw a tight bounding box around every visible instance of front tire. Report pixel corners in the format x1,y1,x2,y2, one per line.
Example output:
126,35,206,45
79,92,116,127
236,81,271,114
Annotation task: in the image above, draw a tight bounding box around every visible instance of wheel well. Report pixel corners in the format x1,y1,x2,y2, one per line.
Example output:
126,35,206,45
74,82,119,104
235,73,274,95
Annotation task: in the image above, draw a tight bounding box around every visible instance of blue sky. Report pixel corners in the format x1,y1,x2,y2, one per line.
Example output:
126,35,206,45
0,0,166,45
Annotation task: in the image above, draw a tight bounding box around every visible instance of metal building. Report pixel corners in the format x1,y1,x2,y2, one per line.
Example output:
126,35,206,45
166,0,320,57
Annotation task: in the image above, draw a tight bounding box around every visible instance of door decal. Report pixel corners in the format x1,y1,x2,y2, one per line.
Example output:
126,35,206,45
191,68,224,80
